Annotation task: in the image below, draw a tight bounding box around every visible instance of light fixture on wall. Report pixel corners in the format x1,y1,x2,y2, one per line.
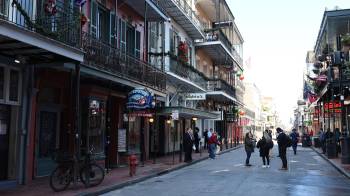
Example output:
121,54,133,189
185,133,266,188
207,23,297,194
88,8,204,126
149,118,154,123
166,119,171,124
192,117,198,121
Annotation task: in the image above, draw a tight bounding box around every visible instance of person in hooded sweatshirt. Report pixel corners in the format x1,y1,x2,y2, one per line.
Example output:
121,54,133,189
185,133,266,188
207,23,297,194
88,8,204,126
257,130,273,168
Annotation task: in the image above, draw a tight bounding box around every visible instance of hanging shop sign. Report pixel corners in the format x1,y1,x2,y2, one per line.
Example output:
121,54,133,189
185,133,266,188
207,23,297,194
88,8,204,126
184,93,206,100
127,88,154,110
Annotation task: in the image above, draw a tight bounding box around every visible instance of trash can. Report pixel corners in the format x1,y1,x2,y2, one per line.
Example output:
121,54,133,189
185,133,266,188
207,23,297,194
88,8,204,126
340,137,350,164
326,138,337,159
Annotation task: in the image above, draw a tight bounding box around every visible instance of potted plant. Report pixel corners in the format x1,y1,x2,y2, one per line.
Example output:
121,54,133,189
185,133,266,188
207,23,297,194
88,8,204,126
341,33,350,46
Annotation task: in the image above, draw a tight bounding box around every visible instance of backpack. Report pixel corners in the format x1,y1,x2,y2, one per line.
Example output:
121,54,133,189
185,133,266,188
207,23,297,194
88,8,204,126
286,136,292,147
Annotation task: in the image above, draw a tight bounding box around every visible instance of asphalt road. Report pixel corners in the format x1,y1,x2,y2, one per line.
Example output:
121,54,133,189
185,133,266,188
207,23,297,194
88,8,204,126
103,145,350,196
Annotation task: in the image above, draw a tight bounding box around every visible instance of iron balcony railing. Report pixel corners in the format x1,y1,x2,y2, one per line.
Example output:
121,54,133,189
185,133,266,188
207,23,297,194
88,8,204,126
207,79,235,97
204,28,233,53
0,0,81,48
169,55,207,90
82,32,166,91
232,48,243,66
168,0,207,32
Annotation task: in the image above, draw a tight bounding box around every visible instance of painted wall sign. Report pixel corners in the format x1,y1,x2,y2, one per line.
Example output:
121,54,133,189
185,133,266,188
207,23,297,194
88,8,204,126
184,93,206,100
127,88,154,109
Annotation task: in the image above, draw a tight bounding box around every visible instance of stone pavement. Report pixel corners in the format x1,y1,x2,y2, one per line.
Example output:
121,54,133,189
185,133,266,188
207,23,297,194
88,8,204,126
311,146,350,179
103,145,350,196
0,145,241,196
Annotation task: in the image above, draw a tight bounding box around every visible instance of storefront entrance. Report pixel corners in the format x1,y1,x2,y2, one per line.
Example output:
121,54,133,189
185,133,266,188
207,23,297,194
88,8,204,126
36,108,60,177
0,105,10,180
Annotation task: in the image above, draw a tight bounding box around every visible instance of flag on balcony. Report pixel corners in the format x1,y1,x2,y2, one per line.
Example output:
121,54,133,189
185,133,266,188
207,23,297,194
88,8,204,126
308,92,318,104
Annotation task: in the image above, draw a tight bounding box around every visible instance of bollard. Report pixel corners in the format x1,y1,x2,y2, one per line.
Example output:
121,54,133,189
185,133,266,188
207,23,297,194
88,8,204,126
129,154,138,176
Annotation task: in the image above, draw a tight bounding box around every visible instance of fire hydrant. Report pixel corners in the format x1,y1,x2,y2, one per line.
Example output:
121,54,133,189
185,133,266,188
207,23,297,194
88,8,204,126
129,154,138,176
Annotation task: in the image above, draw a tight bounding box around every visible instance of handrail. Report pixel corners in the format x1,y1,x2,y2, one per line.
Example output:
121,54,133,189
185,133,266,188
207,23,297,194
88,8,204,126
1,0,81,48
82,32,166,91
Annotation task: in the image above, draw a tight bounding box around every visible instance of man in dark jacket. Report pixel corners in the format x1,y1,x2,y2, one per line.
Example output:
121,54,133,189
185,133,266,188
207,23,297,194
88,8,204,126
184,127,194,163
290,129,299,155
203,129,209,149
277,127,288,170
194,127,200,153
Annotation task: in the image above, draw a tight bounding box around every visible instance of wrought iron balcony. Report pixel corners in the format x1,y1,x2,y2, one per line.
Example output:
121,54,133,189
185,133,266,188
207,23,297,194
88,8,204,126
159,0,205,39
196,28,240,66
82,32,166,91
207,79,235,97
168,55,208,91
204,28,232,52
0,0,81,49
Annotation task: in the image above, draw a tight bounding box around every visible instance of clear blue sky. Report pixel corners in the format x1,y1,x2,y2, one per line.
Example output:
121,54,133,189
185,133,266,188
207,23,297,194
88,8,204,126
228,0,350,127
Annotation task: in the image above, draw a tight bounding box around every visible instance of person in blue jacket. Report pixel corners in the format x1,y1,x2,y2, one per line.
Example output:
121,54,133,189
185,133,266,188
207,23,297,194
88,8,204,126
290,128,300,155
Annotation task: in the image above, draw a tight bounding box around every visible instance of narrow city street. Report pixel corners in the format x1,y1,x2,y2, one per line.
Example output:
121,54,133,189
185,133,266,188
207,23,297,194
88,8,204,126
103,146,350,196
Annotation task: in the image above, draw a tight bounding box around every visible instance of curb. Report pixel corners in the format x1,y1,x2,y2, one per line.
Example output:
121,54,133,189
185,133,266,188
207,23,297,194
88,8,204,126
79,145,242,196
310,146,350,180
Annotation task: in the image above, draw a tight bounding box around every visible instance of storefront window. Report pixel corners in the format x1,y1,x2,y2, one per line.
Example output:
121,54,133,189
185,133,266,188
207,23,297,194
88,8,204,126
87,99,105,154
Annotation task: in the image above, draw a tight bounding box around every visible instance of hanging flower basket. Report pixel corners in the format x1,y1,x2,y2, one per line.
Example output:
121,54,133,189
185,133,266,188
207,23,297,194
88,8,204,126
81,14,89,26
44,0,57,16
178,41,188,63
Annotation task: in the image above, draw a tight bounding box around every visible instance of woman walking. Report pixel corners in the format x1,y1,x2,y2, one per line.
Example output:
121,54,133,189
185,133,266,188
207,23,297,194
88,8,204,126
256,131,273,168
244,132,254,166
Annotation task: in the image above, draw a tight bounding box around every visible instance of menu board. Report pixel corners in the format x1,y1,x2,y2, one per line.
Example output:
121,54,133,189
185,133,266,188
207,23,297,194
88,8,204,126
118,129,127,152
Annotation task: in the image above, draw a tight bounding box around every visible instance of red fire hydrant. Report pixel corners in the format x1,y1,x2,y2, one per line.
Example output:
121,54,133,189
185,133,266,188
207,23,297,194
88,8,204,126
129,154,138,176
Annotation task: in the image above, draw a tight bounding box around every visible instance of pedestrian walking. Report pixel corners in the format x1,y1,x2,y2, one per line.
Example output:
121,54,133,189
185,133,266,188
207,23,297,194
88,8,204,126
184,127,194,163
203,129,209,149
319,128,326,153
335,128,341,156
290,128,300,155
208,129,220,159
244,132,254,166
194,127,200,153
276,127,290,170
256,131,273,168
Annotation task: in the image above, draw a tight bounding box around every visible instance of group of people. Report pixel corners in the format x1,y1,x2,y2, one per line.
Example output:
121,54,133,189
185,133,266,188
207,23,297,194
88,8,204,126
244,127,297,170
183,127,222,163
319,127,342,156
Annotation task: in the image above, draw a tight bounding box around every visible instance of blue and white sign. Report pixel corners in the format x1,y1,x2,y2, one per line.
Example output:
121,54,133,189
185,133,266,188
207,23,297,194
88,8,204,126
127,88,154,109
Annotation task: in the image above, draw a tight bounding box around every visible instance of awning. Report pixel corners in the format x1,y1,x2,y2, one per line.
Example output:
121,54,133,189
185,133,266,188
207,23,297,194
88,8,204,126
157,106,219,119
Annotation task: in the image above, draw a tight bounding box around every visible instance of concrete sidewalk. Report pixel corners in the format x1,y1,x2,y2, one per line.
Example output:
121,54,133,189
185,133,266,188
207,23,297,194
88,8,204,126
311,146,350,179
0,145,241,196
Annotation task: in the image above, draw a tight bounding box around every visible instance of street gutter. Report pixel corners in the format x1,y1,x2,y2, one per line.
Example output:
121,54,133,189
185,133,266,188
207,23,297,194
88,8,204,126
311,146,350,180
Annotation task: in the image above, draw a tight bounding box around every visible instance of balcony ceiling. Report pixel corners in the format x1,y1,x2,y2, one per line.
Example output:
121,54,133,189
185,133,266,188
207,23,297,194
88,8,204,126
0,20,84,63
160,0,204,39
166,71,206,92
158,106,219,119
206,91,235,103
0,34,74,64
195,41,236,66
121,0,168,21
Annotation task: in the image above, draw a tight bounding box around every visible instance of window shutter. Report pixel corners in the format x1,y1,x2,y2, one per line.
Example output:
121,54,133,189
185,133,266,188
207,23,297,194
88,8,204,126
90,0,98,38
